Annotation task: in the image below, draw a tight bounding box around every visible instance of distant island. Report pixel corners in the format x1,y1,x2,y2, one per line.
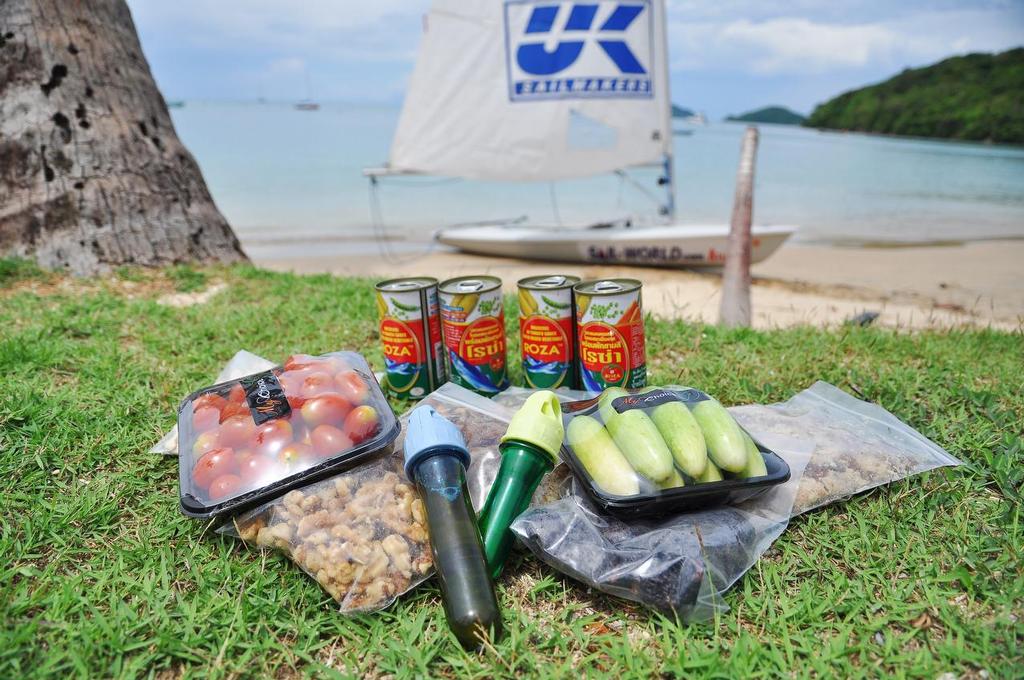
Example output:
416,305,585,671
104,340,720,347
726,106,806,125
806,48,1024,144
671,104,695,118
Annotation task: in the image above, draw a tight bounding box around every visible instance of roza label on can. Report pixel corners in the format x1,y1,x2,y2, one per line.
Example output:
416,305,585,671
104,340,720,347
518,282,575,389
376,280,445,399
576,284,645,391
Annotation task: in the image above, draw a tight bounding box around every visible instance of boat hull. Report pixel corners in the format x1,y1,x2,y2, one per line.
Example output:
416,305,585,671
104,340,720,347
435,224,796,267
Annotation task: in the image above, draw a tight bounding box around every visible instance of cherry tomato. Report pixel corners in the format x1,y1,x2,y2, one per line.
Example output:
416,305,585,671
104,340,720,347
344,405,380,444
286,393,306,411
278,368,314,395
301,393,352,429
284,354,319,371
219,400,249,423
296,422,313,446
334,370,369,405
321,356,352,375
193,392,227,413
218,415,255,448
238,451,276,486
226,384,246,404
191,429,220,457
278,442,314,468
192,447,237,491
300,371,336,398
250,419,294,456
192,406,221,433
311,424,353,458
208,474,243,501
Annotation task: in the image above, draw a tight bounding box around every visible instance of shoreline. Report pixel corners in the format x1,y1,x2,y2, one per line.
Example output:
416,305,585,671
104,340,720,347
253,239,1024,331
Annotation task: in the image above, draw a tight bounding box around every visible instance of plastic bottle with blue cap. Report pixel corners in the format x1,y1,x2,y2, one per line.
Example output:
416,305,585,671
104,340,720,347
403,405,502,649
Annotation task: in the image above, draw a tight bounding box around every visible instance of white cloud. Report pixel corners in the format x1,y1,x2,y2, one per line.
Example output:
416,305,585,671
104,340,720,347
666,5,1023,75
720,18,901,73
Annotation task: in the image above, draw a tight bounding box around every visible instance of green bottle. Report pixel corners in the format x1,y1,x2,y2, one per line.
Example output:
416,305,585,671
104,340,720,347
479,391,564,579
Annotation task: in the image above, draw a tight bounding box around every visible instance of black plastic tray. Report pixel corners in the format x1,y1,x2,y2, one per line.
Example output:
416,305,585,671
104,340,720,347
177,352,400,520
560,388,791,518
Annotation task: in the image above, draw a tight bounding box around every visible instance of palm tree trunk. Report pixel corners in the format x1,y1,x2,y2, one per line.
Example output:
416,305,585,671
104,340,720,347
0,0,247,275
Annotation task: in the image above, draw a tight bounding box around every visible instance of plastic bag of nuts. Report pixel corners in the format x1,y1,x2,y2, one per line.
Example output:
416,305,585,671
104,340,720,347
221,382,516,612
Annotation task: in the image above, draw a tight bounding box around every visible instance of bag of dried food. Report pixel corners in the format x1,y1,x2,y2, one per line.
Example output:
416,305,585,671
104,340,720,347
506,381,960,620
221,382,517,612
729,381,962,515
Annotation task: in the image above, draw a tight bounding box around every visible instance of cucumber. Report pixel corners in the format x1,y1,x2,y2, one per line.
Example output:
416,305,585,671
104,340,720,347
604,409,674,482
691,398,748,473
649,400,708,477
741,434,768,478
597,386,630,425
656,467,686,490
566,416,639,496
697,460,724,483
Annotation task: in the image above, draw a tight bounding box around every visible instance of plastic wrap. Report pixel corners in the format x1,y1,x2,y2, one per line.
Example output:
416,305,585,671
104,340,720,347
178,351,397,519
511,430,812,620
558,387,791,516
152,350,276,455
220,382,526,612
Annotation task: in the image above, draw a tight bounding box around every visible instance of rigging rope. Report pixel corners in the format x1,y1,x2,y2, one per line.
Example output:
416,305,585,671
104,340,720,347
369,176,439,265
548,182,563,226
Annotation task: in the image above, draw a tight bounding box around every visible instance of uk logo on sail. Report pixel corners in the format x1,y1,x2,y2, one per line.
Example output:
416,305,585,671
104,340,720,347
504,0,655,102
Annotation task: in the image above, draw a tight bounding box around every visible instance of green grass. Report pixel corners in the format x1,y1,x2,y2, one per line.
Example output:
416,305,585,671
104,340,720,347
1,263,1021,678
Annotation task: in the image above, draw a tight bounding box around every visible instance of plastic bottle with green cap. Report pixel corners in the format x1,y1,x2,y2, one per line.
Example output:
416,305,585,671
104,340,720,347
479,391,563,578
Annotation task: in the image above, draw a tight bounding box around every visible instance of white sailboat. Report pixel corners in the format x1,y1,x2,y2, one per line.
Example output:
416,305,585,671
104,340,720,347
365,0,795,267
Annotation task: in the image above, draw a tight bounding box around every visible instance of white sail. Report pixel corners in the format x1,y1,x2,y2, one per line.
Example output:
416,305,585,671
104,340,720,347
387,0,671,181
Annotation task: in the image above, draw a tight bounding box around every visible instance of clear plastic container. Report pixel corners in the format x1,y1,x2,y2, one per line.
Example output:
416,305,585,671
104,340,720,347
177,351,399,519
561,387,790,517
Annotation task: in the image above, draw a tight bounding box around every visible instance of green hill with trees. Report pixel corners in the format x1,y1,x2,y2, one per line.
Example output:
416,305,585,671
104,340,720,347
726,106,806,125
805,48,1024,144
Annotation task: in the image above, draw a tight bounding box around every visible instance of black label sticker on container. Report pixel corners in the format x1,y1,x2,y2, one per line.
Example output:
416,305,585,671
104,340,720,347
611,388,707,413
240,371,291,425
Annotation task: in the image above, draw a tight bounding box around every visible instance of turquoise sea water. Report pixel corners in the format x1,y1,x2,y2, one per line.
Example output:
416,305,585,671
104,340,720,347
170,102,1024,260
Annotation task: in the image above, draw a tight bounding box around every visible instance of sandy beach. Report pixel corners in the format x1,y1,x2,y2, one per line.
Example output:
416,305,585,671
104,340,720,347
257,239,1023,331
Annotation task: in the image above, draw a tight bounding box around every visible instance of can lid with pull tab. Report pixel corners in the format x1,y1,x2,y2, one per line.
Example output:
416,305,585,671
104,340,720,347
403,406,471,480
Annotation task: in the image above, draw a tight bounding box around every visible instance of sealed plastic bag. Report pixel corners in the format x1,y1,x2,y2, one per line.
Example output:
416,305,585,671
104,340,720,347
730,381,961,515
222,382,519,612
511,429,813,620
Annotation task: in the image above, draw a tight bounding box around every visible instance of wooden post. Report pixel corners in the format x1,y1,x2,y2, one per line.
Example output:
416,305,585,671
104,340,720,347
719,126,759,327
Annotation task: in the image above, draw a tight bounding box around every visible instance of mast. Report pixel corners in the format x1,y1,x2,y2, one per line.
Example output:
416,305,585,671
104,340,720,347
658,0,676,220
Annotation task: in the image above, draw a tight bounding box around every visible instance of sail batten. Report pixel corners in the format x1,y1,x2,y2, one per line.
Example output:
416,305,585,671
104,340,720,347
387,0,671,182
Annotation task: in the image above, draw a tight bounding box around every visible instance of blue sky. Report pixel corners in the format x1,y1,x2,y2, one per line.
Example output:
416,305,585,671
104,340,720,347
127,0,1023,118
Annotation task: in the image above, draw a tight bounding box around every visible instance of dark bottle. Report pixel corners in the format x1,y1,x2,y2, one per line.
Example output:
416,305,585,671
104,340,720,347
404,406,502,649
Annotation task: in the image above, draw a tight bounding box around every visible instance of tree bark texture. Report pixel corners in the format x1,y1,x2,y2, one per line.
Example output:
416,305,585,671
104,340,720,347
0,0,246,274
719,125,758,328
